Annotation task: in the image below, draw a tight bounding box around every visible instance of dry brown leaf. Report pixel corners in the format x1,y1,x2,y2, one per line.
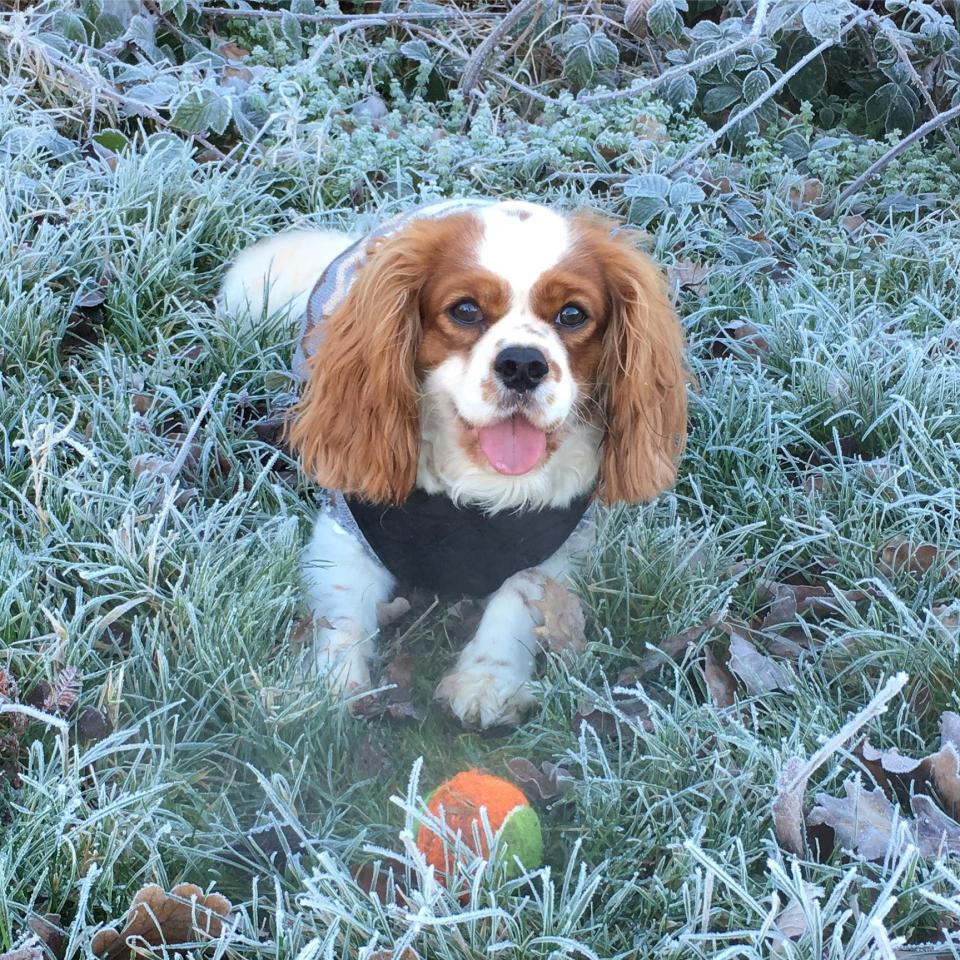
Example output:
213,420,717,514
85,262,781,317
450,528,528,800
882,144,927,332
758,582,869,629
789,178,823,208
376,596,411,629
627,610,724,679
808,778,897,861
724,320,771,358
217,41,249,60
931,604,960,630
0,946,42,960
667,261,709,297
772,882,824,950
90,883,232,960
880,540,956,578
530,576,586,660
727,632,795,694
772,756,808,856
841,214,866,234
506,757,572,801
368,949,418,960
354,654,420,723
44,667,80,715
572,697,652,738
859,713,960,818
702,643,736,708
28,914,64,959
912,794,960,858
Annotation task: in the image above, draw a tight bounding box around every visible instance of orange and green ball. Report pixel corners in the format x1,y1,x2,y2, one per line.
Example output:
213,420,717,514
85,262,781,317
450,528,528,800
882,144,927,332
415,770,543,881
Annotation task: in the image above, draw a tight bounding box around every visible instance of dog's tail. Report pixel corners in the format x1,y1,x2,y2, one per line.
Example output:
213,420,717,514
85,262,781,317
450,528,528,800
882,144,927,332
217,229,357,323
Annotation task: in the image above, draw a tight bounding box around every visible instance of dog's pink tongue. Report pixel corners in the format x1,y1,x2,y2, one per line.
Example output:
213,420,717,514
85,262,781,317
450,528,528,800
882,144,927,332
477,415,547,475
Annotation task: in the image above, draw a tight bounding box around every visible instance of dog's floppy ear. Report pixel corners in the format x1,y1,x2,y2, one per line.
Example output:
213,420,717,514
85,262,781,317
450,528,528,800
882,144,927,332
578,217,690,504
287,226,432,505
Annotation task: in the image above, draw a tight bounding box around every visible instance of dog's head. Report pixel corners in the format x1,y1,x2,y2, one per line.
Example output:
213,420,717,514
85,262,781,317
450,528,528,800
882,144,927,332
289,202,689,507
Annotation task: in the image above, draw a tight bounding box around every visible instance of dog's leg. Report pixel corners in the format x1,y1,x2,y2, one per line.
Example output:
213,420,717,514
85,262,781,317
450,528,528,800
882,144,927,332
436,519,595,728
301,512,394,699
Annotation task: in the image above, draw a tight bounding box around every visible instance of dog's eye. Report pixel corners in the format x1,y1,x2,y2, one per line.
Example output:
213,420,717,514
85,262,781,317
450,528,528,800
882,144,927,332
555,304,589,329
448,299,484,326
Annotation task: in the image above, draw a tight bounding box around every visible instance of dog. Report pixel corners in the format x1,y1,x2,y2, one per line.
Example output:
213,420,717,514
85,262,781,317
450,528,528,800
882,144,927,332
219,198,688,727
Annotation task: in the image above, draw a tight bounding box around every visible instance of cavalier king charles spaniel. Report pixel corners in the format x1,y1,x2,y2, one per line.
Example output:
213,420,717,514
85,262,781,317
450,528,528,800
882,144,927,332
220,199,688,727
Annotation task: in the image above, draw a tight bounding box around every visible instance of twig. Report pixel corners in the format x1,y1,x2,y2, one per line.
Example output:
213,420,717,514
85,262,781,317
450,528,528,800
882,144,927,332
667,9,869,176
876,16,960,163
0,703,70,777
460,0,543,100
578,0,772,106
821,101,960,216
199,6,499,25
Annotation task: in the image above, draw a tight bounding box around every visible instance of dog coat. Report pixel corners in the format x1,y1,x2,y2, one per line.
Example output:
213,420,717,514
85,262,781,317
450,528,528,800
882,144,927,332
295,200,593,598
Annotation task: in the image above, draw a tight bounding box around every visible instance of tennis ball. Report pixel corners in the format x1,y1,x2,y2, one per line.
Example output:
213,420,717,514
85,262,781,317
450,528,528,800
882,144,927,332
415,769,543,881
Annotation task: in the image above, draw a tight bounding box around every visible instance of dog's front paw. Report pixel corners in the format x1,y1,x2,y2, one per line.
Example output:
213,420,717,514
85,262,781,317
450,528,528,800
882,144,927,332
436,661,535,728
301,625,373,706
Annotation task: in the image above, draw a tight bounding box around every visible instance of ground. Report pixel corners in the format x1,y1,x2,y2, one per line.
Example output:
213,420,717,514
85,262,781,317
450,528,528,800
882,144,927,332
2,3,960,959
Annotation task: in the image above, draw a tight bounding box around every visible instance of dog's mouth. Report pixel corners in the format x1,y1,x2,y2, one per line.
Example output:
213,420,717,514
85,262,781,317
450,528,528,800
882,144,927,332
471,413,549,476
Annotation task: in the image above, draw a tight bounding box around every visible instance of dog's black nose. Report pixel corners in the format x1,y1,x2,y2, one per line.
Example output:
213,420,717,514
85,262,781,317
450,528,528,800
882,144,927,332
494,346,549,393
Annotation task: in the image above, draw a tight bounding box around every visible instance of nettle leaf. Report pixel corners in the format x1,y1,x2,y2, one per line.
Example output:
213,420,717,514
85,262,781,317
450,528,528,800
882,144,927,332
52,11,88,43
400,39,434,66
782,34,827,102
291,0,316,13
171,88,232,135
866,81,919,132
281,11,303,56
562,23,619,88
94,12,125,43
125,15,162,61
624,173,671,199
646,0,678,38
667,73,697,108
743,68,771,103
126,75,180,108
669,180,706,207
628,196,668,227
703,83,742,113
727,111,760,145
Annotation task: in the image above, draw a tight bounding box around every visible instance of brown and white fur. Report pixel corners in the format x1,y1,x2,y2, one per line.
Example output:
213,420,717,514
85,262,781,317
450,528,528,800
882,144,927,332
219,200,688,727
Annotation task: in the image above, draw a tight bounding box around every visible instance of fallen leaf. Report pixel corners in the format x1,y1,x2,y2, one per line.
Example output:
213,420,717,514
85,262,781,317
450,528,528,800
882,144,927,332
530,576,586,660
77,706,111,741
709,320,771,360
667,260,709,297
444,598,485,642
808,777,897,861
353,857,408,907
90,884,231,960
857,712,960,818
930,604,960,630
28,914,64,959
772,756,808,856
702,643,736,707
772,882,824,949
727,632,795,694
217,40,249,60
377,596,411,629
225,821,305,875
44,667,80,715
758,581,869,629
0,946,42,960
880,540,955,578
626,610,724,679
789,178,823,209
354,654,420,722
912,794,960,858
368,949,418,960
572,697,652,738
506,757,572,800
841,213,866,234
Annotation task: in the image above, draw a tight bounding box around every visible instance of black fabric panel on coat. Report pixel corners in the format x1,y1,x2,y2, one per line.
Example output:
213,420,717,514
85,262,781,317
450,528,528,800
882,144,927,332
343,490,591,598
